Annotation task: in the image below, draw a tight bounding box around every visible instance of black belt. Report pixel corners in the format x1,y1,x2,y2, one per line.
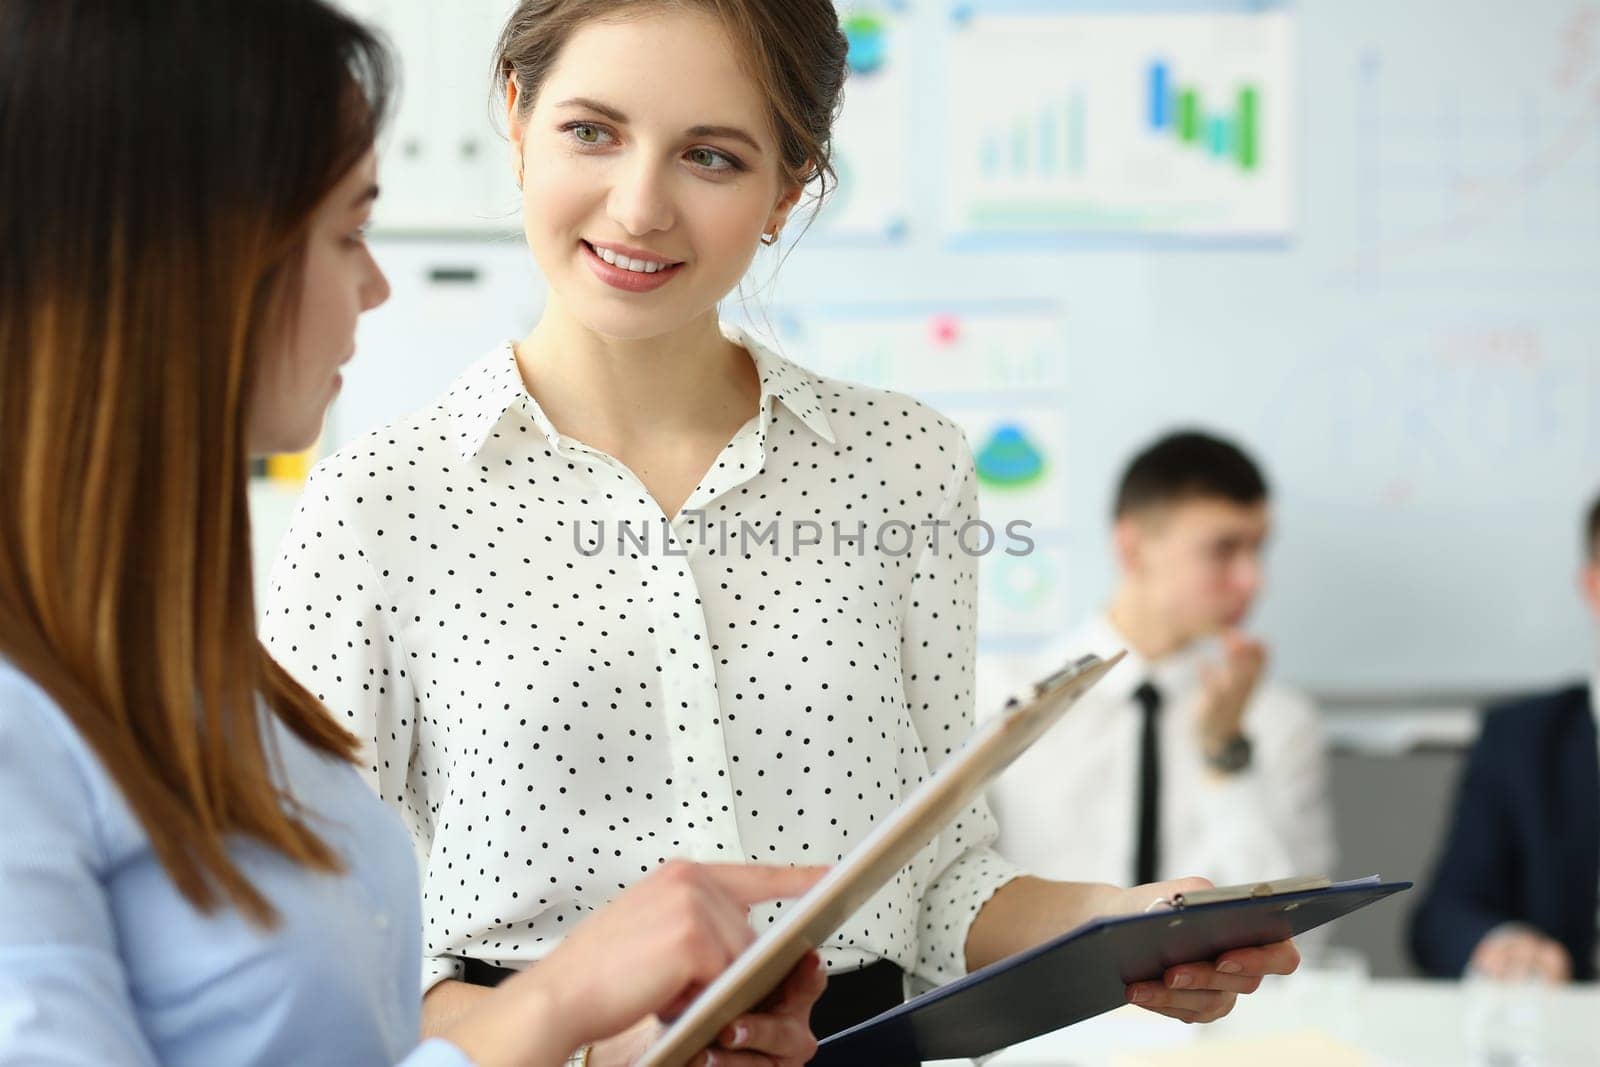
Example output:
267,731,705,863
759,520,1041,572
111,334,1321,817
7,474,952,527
461,956,907,1055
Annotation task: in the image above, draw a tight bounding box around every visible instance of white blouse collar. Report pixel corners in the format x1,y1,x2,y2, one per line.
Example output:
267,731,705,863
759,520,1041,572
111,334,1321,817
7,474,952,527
441,322,836,460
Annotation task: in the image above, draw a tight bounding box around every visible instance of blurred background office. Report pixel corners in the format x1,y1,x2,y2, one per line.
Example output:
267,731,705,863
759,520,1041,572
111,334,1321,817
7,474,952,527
251,0,1600,1007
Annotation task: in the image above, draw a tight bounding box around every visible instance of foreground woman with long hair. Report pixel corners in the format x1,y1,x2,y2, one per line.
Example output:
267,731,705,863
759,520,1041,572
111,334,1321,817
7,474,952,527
0,2,824,1063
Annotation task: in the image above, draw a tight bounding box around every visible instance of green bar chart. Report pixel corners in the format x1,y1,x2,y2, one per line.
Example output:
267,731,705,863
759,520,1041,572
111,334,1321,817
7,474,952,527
1150,62,1261,172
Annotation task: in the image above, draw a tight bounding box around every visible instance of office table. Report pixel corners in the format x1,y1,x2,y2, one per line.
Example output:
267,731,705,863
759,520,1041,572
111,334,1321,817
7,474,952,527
928,978,1598,1066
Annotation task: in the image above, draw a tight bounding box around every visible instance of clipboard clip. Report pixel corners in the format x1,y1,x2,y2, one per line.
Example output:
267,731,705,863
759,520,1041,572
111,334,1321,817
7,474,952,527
1143,875,1333,913
1004,654,1108,711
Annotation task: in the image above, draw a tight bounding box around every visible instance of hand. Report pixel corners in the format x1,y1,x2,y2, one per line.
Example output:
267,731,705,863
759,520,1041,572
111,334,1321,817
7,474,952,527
445,860,828,1067
1469,927,1572,984
1114,877,1302,1024
1196,630,1266,753
539,861,829,1047
593,951,827,1067
702,950,826,1067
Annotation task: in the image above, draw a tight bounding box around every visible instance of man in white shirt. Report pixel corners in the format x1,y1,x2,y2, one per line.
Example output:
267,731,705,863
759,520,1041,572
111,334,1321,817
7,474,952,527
1409,493,1600,984
983,430,1337,890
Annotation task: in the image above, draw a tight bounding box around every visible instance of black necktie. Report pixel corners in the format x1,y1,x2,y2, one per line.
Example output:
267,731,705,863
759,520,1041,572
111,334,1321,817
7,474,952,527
1133,681,1162,886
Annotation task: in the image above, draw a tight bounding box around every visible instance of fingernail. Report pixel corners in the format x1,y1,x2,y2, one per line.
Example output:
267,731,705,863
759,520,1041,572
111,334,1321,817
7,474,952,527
705,1054,718,1067
1129,986,1151,1004
731,1024,747,1048
1170,973,1192,989
1217,961,1243,975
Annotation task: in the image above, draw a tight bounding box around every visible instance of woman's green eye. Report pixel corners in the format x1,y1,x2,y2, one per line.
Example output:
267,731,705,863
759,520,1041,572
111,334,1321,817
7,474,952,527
689,147,736,171
574,125,600,144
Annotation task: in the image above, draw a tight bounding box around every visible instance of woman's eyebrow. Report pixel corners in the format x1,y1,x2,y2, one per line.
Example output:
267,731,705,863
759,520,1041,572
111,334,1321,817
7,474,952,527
555,97,762,153
686,124,761,152
554,96,628,123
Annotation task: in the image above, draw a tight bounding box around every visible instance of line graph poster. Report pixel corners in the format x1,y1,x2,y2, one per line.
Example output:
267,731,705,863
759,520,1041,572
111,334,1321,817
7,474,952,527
942,8,1295,239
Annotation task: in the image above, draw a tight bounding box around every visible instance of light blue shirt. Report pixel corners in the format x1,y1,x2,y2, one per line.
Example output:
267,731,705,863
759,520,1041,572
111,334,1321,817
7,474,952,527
0,659,473,1066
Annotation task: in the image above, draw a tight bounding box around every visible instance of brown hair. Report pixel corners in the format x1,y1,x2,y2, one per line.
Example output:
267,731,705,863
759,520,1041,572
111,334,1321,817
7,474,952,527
494,0,848,207
0,0,391,924
1114,431,1270,521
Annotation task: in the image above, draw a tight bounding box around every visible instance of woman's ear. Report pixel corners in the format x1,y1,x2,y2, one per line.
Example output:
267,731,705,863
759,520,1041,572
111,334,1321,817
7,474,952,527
506,74,527,188
763,168,810,240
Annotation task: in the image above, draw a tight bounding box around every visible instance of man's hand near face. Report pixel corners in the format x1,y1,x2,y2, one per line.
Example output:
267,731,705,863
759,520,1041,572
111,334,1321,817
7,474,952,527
1196,630,1266,760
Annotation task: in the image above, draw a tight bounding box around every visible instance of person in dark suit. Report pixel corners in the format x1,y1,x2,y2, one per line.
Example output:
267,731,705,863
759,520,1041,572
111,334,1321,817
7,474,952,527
1409,495,1600,983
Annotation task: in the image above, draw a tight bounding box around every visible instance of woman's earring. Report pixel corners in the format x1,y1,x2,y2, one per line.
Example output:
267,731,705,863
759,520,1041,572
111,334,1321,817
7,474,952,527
760,230,779,246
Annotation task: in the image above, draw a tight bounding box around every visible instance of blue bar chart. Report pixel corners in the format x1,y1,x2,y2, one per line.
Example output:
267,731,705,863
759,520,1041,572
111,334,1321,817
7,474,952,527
980,91,1090,179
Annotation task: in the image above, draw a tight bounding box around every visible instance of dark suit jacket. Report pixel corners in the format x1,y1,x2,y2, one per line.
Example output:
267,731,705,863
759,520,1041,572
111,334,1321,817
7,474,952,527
1409,685,1599,981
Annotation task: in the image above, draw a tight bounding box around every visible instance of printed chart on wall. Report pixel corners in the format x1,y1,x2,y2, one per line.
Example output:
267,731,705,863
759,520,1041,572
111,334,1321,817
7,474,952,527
805,2,913,240
942,3,1295,239
757,305,1071,650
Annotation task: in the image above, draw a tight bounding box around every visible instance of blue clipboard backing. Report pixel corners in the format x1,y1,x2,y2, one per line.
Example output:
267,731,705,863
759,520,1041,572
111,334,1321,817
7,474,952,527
813,880,1412,1064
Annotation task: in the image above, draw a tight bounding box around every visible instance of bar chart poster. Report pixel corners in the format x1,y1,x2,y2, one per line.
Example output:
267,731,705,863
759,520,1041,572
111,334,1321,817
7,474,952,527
942,8,1295,239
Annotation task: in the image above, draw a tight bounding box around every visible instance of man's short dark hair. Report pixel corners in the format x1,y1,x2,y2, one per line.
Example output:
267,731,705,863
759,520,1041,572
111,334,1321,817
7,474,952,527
1113,430,1269,520
1586,492,1600,563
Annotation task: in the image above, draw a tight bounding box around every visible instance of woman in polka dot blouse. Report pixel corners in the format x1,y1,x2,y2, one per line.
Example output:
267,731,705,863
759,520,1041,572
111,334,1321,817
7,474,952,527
263,1,1300,1062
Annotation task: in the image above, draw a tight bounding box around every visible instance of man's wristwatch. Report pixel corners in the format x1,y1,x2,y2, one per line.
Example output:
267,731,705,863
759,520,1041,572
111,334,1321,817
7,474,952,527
1204,732,1253,774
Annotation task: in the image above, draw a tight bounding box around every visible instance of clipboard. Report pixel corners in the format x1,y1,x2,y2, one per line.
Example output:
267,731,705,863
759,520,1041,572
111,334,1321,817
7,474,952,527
810,877,1414,1065
635,651,1127,1067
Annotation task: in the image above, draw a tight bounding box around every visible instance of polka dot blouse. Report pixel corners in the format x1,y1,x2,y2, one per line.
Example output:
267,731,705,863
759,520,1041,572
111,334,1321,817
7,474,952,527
261,322,1023,996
